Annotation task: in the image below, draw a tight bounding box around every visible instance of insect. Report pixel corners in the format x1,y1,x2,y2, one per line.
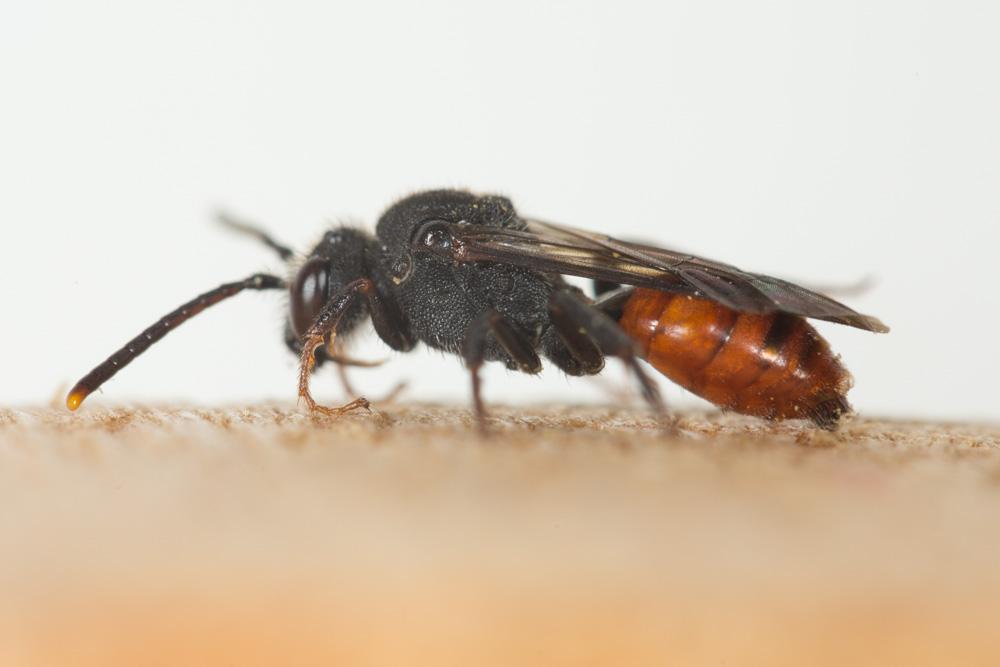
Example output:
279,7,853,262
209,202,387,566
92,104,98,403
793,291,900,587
67,189,888,430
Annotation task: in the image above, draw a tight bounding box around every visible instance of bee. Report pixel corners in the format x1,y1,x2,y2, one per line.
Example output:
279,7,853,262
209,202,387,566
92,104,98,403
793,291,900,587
67,189,887,430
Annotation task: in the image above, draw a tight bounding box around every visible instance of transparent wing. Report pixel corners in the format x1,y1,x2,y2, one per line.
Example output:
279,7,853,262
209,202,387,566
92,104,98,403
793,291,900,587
442,219,888,333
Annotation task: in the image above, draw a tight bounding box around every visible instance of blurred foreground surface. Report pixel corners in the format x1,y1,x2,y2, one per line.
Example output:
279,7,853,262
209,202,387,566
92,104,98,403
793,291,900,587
2,404,999,666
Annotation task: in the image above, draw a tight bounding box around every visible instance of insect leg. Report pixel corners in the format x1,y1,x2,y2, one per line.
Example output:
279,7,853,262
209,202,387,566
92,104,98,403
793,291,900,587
66,273,287,410
545,296,605,375
216,211,295,261
548,290,674,430
591,286,634,315
462,310,542,433
592,279,625,298
297,277,414,415
328,340,409,403
296,279,380,416
365,287,417,353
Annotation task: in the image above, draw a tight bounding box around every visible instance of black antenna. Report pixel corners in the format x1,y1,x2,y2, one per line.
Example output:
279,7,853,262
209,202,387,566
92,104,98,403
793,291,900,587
216,210,296,261
67,273,286,410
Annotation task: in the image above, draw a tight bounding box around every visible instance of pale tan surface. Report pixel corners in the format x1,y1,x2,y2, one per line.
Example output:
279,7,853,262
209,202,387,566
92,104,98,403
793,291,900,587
2,404,1000,666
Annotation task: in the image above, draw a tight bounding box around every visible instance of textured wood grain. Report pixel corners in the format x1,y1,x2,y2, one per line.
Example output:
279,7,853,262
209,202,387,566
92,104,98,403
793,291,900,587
2,404,999,666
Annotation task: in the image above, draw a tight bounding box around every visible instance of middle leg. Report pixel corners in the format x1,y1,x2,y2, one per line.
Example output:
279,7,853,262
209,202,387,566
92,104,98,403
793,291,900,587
462,310,542,433
328,339,409,403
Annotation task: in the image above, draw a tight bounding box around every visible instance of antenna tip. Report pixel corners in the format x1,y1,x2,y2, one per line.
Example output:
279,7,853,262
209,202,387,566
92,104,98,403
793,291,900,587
66,389,87,411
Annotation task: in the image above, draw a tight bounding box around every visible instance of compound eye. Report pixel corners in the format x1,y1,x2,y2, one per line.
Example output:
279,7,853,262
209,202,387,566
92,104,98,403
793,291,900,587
290,257,330,338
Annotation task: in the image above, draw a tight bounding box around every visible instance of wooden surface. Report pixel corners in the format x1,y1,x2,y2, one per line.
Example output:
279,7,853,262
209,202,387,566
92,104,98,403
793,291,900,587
2,404,1000,666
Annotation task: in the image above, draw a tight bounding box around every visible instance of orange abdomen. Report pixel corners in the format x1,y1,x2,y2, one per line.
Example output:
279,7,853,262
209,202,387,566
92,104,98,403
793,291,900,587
619,288,853,428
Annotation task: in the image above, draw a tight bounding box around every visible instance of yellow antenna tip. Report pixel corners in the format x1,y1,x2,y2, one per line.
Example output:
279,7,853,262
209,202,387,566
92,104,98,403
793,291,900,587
66,391,85,411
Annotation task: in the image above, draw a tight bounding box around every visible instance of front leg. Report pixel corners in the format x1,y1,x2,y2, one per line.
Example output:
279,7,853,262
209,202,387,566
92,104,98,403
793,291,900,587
462,310,542,433
298,278,412,416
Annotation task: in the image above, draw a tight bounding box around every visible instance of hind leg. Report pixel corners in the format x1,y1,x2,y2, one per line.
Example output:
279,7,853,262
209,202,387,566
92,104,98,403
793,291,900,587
548,290,674,431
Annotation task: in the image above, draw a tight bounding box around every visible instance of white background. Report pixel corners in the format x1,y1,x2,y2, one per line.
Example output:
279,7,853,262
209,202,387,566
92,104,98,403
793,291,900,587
2,1,997,422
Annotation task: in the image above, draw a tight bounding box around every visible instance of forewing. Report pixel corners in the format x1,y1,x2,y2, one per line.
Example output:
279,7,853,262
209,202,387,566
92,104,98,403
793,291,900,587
444,220,888,333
